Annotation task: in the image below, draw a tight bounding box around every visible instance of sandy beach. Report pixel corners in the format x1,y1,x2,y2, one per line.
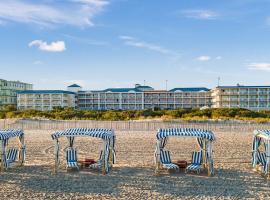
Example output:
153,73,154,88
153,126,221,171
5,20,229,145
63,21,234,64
0,130,269,199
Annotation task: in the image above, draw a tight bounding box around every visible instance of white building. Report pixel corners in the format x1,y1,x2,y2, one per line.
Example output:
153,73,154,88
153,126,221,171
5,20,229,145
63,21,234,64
17,90,76,111
77,84,211,110
211,85,270,110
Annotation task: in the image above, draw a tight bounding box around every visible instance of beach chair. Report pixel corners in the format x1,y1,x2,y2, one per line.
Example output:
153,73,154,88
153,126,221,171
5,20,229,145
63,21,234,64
159,150,179,171
6,148,18,167
66,148,79,170
89,150,103,169
186,151,203,174
257,151,267,172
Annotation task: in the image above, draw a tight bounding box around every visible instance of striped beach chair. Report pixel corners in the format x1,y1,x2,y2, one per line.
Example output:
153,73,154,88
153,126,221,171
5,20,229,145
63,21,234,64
6,148,18,167
257,151,267,172
160,150,179,171
186,151,203,174
89,150,103,169
66,148,79,170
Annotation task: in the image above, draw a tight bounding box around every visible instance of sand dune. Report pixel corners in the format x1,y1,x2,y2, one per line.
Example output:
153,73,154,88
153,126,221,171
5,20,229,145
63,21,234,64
0,130,269,199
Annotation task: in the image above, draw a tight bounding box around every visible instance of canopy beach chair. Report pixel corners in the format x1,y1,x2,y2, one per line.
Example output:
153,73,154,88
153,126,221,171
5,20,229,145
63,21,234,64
51,128,116,174
155,128,215,176
252,130,270,178
0,129,25,170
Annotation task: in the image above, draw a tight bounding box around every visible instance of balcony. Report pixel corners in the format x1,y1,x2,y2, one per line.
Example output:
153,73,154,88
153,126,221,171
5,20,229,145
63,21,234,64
249,92,258,95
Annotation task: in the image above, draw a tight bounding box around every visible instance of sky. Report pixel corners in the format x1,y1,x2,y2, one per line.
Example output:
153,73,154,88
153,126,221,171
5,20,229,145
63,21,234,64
1,0,270,90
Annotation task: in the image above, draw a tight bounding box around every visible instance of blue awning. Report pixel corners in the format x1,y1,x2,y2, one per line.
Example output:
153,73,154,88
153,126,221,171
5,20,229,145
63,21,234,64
51,128,115,140
254,130,270,140
0,129,24,140
157,128,215,141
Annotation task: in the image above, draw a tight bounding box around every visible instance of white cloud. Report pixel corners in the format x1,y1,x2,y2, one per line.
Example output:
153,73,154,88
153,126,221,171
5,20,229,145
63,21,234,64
215,56,222,60
119,35,179,56
196,55,211,61
181,10,219,20
119,35,136,40
29,40,66,52
248,63,270,71
0,0,109,27
72,0,109,6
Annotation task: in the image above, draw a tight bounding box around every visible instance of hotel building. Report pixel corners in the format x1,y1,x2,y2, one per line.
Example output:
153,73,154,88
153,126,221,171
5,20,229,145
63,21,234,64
75,84,212,110
16,83,270,111
17,90,76,111
0,79,32,109
211,85,270,110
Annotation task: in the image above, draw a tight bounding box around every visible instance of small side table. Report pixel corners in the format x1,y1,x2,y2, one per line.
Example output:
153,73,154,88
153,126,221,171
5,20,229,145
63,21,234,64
174,160,188,171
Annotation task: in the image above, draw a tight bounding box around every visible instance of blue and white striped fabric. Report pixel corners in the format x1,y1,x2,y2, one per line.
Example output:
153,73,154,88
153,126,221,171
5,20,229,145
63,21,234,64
186,151,203,173
0,129,24,140
257,152,266,165
254,130,270,139
5,148,18,167
252,136,262,167
66,148,79,170
253,130,270,175
160,150,179,171
52,128,114,140
0,129,25,169
53,128,116,174
157,128,215,141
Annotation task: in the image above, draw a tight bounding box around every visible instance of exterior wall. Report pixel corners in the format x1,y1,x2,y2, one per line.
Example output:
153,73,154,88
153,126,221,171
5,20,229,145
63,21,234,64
78,91,144,110
78,90,212,110
211,87,270,110
144,91,211,109
17,93,75,111
0,79,32,109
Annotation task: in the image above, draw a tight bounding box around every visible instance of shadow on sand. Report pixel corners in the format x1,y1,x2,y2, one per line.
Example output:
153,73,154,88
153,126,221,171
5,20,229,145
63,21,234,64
0,165,269,198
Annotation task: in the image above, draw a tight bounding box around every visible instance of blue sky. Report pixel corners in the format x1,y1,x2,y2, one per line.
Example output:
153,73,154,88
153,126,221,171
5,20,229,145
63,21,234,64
1,0,270,90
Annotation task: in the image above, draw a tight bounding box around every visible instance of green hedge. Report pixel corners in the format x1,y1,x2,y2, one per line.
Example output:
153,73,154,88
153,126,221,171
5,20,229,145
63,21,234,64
1,107,270,122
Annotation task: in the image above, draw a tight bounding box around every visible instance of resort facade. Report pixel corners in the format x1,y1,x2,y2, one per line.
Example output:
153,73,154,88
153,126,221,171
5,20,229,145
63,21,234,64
0,79,32,109
211,86,270,110
9,81,270,111
17,90,76,111
76,84,212,110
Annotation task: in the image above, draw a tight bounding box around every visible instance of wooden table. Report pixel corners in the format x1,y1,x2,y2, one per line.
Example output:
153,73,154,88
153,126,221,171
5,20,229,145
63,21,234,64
174,160,188,169
78,160,95,168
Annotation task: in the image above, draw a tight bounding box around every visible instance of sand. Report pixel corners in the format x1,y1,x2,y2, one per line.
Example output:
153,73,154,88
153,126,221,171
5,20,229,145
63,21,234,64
0,130,269,200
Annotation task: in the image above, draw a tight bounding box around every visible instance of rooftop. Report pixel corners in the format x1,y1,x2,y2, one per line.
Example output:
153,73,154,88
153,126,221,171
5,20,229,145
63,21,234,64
217,86,270,89
68,84,81,88
18,90,76,95
102,88,142,93
170,87,210,92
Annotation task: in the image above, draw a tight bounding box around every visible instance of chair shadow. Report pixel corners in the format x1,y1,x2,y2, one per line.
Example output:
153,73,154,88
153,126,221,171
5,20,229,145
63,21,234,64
0,165,269,198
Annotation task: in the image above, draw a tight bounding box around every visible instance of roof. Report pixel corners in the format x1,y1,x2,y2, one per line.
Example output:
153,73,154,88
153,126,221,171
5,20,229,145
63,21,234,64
254,130,270,140
68,84,81,88
156,128,215,141
0,129,24,140
51,128,115,140
217,86,270,89
18,90,76,95
144,90,168,93
170,87,210,92
136,86,152,88
102,88,142,93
